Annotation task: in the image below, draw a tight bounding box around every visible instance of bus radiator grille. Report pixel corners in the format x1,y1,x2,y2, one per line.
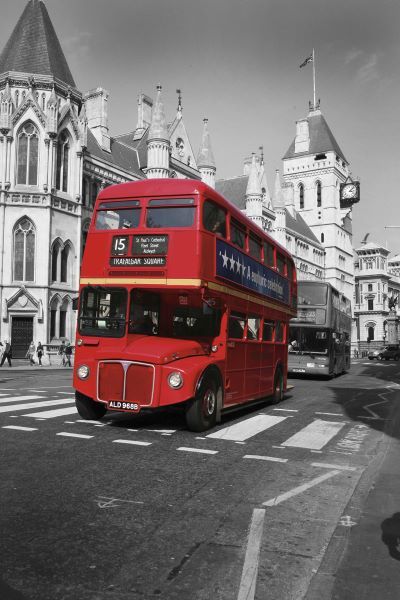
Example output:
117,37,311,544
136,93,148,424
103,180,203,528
125,364,154,406
98,362,124,402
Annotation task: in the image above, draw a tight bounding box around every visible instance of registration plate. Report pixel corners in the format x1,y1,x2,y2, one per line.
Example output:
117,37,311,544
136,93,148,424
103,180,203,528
292,368,306,373
108,401,140,412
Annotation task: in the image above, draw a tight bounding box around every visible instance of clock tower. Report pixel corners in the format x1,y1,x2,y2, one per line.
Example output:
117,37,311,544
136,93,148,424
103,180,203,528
282,103,355,299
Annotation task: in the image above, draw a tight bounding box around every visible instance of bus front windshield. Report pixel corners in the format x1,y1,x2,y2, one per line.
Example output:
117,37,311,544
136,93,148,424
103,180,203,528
289,326,329,354
79,287,127,337
298,284,328,306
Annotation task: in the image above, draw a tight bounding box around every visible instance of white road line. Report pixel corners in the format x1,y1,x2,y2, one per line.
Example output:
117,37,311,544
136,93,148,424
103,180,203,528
237,508,265,600
112,439,152,446
57,391,74,395
263,470,340,507
56,432,93,439
311,462,357,472
146,429,176,434
282,419,346,450
243,455,288,463
76,419,103,424
0,399,74,414
315,412,344,417
177,447,218,455
206,414,287,441
24,406,78,419
3,425,38,431
26,390,47,392
272,408,298,412
0,395,44,404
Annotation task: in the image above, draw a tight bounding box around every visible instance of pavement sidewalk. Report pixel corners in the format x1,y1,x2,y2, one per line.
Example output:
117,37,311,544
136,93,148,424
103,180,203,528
0,359,73,371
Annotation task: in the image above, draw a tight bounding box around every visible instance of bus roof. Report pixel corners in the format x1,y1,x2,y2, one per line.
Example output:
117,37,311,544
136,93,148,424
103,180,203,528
97,178,294,262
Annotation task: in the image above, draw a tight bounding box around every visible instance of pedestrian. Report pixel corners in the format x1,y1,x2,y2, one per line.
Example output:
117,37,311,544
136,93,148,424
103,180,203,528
64,341,73,367
58,340,66,366
37,341,44,366
0,340,12,367
26,341,36,366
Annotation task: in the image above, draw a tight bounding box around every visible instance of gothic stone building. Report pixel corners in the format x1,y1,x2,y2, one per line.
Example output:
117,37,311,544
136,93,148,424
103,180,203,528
0,0,215,356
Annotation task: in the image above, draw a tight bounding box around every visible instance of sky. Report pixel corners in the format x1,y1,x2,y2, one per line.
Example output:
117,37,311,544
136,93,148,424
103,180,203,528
1,0,400,253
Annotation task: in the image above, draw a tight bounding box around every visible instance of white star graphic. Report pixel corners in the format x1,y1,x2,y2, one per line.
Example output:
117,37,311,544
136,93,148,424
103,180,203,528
236,257,241,273
229,255,235,270
241,263,247,276
222,250,229,268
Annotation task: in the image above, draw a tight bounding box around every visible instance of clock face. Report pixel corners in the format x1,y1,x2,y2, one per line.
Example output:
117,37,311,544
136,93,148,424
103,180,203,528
342,183,357,199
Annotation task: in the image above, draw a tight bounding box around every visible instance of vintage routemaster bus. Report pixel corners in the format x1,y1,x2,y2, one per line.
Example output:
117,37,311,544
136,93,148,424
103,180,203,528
288,281,351,377
73,179,297,431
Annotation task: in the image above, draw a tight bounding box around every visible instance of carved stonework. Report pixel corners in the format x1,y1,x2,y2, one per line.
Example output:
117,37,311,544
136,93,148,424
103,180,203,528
12,95,46,128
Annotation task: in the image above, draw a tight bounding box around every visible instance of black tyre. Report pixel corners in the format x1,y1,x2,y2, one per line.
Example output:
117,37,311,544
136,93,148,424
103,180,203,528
185,375,218,432
271,368,284,404
75,391,107,420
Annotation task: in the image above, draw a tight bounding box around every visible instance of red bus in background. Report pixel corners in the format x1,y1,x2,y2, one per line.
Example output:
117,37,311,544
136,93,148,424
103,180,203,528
73,179,297,431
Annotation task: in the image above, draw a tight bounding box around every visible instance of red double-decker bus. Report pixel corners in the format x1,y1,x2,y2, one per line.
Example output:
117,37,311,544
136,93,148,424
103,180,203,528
73,179,297,431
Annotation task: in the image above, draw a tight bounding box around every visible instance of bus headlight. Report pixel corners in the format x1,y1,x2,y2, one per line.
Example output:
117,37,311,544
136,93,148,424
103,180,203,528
77,365,90,380
168,372,183,389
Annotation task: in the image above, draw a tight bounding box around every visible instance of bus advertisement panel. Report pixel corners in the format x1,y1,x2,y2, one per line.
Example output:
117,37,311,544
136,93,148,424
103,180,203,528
73,179,297,431
288,281,351,377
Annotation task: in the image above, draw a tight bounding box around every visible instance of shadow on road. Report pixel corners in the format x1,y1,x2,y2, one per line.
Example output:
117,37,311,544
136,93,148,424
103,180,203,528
381,513,400,560
0,579,30,600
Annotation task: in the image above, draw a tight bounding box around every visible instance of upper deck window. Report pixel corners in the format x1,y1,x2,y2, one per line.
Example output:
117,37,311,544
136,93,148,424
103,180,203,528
249,235,261,260
263,242,274,268
277,253,286,275
230,219,245,249
95,200,140,230
203,200,227,237
298,283,328,306
146,206,195,228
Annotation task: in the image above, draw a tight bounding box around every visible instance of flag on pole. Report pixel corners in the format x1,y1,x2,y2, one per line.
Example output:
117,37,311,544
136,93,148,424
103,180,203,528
299,53,313,68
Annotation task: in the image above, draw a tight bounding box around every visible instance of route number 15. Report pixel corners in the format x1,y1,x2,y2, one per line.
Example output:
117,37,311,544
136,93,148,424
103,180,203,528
111,236,129,256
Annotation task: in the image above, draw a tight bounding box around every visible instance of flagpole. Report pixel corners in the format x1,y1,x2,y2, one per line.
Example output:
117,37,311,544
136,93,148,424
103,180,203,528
312,48,316,109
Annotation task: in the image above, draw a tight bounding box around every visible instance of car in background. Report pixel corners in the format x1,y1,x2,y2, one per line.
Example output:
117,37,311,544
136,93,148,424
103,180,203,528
368,345,400,361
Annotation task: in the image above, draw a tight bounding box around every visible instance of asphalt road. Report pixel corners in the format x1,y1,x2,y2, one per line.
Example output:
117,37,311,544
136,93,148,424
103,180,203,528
1,360,399,600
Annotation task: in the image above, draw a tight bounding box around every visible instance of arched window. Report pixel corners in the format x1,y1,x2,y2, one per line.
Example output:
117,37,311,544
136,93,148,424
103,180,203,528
316,181,322,207
299,184,304,209
321,232,324,243
56,130,70,192
17,122,39,185
51,243,59,282
13,218,35,281
50,295,60,340
368,326,375,341
60,297,70,339
61,245,70,283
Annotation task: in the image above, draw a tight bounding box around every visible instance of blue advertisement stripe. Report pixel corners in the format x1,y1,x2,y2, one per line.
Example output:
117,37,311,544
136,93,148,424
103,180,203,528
216,239,289,304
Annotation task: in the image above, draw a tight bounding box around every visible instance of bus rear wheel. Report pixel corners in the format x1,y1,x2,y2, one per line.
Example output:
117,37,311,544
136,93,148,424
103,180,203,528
75,391,107,420
185,375,218,432
271,368,283,404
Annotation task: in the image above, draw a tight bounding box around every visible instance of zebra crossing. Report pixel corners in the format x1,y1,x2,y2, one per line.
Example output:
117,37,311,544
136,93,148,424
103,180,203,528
0,387,358,453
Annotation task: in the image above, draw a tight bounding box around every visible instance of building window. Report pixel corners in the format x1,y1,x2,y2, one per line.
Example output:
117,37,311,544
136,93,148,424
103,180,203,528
321,232,324,243
13,218,35,282
61,245,70,283
316,181,322,207
368,298,374,311
299,184,304,209
17,122,39,185
56,130,70,192
368,283,372,291
51,242,59,282
368,326,375,341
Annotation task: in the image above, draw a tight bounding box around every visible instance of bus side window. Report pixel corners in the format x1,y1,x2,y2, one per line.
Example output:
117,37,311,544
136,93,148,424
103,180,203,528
249,235,262,260
203,200,226,237
230,219,245,249
247,317,261,340
277,253,286,275
263,242,274,268
262,320,274,341
228,312,245,339
275,321,284,342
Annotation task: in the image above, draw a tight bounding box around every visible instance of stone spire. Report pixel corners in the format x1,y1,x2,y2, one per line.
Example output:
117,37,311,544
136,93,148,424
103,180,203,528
176,88,182,120
258,146,272,208
0,81,13,131
46,85,58,136
146,85,170,179
197,118,216,188
245,153,263,228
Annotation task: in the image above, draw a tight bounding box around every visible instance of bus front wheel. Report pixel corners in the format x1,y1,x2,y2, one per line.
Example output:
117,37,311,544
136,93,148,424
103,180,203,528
185,376,218,432
271,368,284,404
75,391,107,420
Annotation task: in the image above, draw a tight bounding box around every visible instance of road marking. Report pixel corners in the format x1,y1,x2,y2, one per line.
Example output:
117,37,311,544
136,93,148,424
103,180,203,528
112,439,152,446
95,496,144,508
27,390,47,392
56,432,93,439
0,399,74,414
57,391,74,395
263,470,340,507
177,447,218,455
24,406,78,419
271,445,285,449
76,419,104,425
315,412,344,417
272,408,298,412
237,508,265,600
0,395,44,404
243,455,288,463
282,419,345,450
311,462,357,471
2,425,38,431
146,429,176,434
207,414,287,441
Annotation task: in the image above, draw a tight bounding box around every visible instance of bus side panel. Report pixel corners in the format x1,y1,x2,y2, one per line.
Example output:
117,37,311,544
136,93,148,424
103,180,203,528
260,342,274,395
225,340,245,405
244,342,262,399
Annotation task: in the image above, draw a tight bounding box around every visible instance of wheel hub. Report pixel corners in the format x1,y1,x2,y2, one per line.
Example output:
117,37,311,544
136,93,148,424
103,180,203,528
203,389,216,416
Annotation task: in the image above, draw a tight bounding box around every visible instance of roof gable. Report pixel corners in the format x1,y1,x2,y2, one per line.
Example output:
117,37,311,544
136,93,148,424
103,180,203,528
285,209,321,245
0,0,76,88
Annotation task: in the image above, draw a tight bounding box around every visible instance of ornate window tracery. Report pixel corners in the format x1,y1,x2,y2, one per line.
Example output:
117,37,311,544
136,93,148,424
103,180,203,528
13,218,35,282
56,130,70,192
17,122,39,185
